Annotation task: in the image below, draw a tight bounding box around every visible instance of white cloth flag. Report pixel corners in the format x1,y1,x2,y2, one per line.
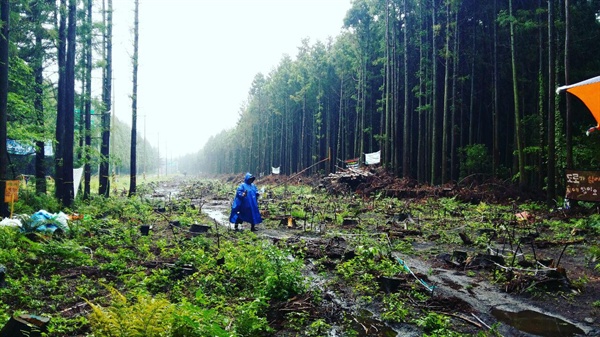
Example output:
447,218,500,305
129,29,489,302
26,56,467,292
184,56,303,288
73,167,84,198
272,167,280,175
365,150,381,165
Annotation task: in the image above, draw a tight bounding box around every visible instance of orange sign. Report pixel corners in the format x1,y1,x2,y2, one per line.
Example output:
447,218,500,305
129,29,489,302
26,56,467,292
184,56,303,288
4,180,20,203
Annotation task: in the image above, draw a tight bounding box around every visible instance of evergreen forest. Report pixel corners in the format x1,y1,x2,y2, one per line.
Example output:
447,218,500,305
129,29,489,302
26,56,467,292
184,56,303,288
180,0,600,203
1,0,600,209
0,0,159,213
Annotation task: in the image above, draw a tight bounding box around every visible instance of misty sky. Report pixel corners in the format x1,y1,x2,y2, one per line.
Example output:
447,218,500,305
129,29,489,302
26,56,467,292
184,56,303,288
109,0,351,158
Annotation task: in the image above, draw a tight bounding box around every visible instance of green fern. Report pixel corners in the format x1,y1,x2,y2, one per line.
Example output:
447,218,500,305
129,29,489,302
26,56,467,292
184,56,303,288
86,287,173,337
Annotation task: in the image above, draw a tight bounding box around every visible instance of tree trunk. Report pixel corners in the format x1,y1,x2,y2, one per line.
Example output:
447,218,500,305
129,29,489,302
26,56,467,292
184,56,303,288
62,0,77,207
78,75,84,159
383,0,391,168
129,0,139,196
54,0,67,200
0,0,9,217
402,0,410,178
450,7,459,182
99,0,113,197
417,2,426,182
492,0,499,177
547,0,556,203
537,0,545,191
509,0,526,187
83,0,92,199
391,8,399,175
32,3,47,195
431,0,439,185
300,94,305,173
337,75,344,171
441,2,450,183
564,0,572,169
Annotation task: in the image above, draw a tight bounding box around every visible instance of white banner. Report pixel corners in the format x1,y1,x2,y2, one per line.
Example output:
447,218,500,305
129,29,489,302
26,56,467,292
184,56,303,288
365,150,381,165
272,166,280,175
73,167,84,198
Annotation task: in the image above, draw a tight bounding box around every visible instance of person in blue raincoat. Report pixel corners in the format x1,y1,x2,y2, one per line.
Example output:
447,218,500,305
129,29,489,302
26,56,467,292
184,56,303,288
229,172,262,231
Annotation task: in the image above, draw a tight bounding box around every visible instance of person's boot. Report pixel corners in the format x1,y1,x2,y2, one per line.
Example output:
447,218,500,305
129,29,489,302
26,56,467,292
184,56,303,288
251,225,257,232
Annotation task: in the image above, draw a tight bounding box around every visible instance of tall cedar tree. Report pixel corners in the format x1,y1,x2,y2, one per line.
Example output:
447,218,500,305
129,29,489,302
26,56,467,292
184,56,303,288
129,0,139,196
99,0,113,197
509,0,526,187
402,0,410,178
29,1,49,195
54,0,66,200
430,0,438,185
60,0,76,206
564,0,573,169
0,0,9,217
83,0,92,199
547,0,556,204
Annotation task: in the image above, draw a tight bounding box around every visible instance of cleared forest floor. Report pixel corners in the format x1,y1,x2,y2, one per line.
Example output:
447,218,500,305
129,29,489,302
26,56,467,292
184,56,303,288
180,170,600,337
2,171,598,337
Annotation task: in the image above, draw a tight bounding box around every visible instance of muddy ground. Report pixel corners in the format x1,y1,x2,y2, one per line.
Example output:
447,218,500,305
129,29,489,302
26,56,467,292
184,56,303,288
156,172,600,337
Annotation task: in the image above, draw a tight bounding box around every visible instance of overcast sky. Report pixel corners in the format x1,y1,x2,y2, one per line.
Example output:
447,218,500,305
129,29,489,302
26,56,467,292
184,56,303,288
109,0,351,158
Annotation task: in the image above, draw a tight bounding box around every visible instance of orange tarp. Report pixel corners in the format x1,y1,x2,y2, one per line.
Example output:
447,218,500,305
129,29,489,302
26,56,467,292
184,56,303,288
557,76,600,133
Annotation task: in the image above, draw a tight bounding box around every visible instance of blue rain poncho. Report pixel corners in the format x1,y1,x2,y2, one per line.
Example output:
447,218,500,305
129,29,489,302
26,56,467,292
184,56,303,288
229,173,263,225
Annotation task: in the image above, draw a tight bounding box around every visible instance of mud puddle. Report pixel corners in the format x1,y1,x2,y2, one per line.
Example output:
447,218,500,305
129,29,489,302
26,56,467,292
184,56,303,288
491,308,585,337
201,201,230,227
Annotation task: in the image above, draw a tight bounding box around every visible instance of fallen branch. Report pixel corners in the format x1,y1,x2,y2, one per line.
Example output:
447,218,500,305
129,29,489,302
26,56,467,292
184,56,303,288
353,316,369,334
438,311,482,329
470,313,492,330
489,259,557,274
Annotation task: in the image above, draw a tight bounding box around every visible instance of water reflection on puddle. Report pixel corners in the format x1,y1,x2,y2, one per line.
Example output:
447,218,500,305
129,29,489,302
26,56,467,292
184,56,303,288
491,308,584,337
202,208,229,226
349,310,398,337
